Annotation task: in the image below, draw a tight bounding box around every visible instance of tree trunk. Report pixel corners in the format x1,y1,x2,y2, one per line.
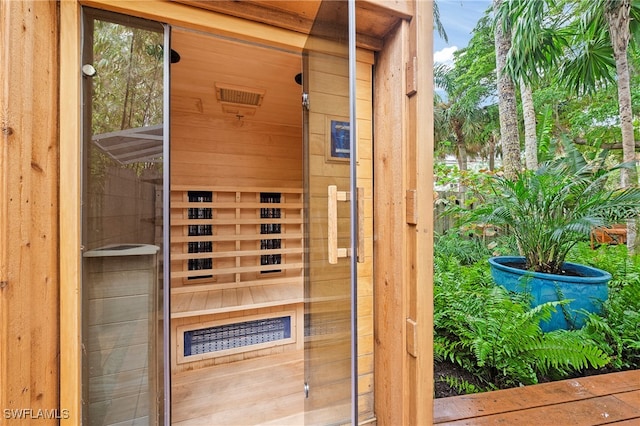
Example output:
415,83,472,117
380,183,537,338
453,119,468,171
488,135,496,171
453,119,468,207
606,0,638,252
457,141,468,172
494,0,521,179
520,80,538,170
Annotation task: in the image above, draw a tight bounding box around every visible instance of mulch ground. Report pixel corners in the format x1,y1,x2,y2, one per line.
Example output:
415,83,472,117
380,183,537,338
434,359,487,398
434,359,620,398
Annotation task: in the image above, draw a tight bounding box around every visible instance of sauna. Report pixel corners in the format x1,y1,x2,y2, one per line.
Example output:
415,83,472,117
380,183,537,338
78,4,372,423
2,1,434,425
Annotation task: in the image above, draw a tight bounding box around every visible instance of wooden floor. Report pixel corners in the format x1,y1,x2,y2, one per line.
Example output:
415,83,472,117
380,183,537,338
434,370,640,425
172,350,304,425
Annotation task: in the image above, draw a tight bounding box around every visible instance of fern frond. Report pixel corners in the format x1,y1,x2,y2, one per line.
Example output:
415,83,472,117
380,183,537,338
522,331,610,373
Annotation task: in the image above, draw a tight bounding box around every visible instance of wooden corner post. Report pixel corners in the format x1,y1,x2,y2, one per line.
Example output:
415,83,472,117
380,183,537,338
373,0,434,424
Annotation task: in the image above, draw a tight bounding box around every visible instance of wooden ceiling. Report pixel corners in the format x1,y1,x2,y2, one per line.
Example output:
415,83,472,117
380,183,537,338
171,27,303,129
173,0,410,51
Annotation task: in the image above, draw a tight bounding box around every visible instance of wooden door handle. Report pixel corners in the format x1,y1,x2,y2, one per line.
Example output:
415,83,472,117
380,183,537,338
328,185,364,264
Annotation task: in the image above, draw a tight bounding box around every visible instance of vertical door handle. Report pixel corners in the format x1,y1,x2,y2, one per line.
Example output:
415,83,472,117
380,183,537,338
328,185,365,264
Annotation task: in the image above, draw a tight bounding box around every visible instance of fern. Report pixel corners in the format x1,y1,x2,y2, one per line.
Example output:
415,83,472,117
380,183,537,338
582,268,640,369
434,259,611,388
438,375,490,395
520,332,610,373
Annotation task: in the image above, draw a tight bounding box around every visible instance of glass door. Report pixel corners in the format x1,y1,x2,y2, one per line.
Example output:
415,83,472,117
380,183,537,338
81,8,167,425
304,1,359,424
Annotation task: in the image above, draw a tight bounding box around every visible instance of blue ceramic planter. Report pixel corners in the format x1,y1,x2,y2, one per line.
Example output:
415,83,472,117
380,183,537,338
488,256,611,332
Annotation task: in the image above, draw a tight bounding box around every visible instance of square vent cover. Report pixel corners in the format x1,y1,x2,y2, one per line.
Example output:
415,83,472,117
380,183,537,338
215,83,265,116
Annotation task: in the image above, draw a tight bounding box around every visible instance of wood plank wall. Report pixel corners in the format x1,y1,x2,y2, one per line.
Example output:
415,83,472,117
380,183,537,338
170,28,303,189
0,0,60,420
355,56,375,423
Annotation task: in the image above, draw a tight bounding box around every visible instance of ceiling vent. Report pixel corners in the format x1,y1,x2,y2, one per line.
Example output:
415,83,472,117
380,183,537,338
215,83,265,117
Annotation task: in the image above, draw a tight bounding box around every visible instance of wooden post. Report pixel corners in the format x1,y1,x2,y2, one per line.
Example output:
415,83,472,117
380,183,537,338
373,1,433,424
412,1,435,424
59,1,82,422
0,0,60,421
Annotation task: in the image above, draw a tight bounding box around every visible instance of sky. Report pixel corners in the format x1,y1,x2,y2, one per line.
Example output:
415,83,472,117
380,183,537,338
434,0,492,65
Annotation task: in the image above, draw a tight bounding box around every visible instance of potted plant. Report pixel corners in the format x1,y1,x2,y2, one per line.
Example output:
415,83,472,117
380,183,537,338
468,143,640,331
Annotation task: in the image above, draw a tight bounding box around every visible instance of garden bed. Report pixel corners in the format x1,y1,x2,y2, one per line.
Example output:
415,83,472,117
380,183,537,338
433,233,640,398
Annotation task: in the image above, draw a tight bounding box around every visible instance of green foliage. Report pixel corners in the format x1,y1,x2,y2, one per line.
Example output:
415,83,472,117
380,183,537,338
434,164,495,209
92,20,164,134
434,231,492,266
570,243,640,369
88,17,165,193
434,253,610,390
433,10,499,167
462,141,640,274
438,376,490,395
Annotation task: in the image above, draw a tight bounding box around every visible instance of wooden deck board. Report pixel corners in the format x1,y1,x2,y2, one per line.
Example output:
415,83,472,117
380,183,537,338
434,370,640,425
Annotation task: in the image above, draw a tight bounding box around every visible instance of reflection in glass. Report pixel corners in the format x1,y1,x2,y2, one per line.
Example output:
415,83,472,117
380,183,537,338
81,10,164,425
303,0,355,424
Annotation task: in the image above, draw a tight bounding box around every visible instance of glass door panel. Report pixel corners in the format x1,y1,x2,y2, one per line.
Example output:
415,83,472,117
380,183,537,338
81,9,166,425
304,1,357,424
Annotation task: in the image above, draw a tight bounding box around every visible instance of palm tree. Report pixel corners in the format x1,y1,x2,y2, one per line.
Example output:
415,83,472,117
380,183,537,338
434,64,486,172
493,0,521,179
501,0,570,171
433,0,448,45
520,81,538,170
603,0,636,188
604,0,638,250
505,0,640,251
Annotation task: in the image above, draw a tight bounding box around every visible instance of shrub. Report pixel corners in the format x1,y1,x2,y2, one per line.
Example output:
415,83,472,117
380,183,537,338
433,254,610,389
574,243,640,370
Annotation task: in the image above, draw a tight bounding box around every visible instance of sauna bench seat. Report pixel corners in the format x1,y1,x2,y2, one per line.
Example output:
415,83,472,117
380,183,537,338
170,278,303,319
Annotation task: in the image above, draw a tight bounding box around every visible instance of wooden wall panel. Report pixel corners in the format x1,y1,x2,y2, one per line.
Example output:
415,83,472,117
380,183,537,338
0,0,60,420
355,57,375,424
170,28,303,189
409,2,435,424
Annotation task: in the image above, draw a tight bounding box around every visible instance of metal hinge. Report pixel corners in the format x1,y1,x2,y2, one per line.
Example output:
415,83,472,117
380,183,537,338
302,92,310,110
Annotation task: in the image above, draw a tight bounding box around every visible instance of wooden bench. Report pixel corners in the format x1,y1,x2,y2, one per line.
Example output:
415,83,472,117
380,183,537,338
591,225,627,249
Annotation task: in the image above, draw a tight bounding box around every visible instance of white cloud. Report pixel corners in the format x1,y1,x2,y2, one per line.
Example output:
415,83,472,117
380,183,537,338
434,46,458,65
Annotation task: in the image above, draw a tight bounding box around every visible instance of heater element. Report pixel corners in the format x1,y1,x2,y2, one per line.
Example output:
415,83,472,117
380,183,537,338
183,316,291,356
